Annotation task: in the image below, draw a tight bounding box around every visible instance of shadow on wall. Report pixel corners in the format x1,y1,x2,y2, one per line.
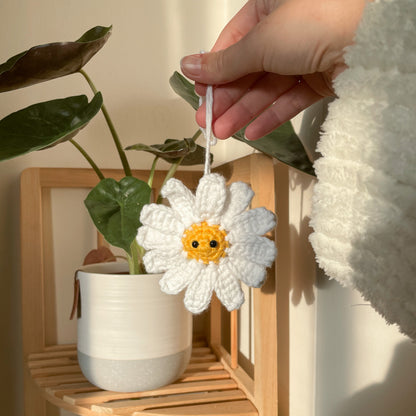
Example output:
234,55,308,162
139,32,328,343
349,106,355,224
334,341,416,416
288,169,317,306
289,219,316,305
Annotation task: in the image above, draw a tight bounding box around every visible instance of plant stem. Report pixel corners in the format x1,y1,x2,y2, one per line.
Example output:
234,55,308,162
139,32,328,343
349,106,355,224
128,239,145,275
190,129,202,142
70,139,105,180
78,69,133,177
148,157,159,188
155,157,184,204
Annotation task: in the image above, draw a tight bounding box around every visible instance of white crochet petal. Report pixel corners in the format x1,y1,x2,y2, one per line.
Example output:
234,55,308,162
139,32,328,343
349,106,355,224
140,204,185,235
230,257,267,288
215,260,245,311
159,259,203,295
136,226,181,251
184,263,218,314
228,236,276,268
195,173,227,223
161,178,200,228
221,182,254,229
227,208,276,243
142,249,182,274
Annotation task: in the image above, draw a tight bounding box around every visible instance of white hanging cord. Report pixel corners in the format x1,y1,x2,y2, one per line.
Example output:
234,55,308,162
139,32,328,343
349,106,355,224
198,50,216,176
202,85,217,175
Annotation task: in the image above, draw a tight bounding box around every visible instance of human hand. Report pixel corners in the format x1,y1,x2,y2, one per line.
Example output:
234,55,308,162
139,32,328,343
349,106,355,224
180,0,368,140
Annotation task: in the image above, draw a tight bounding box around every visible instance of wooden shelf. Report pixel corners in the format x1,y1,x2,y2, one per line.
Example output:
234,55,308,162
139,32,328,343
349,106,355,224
27,342,258,416
21,157,278,415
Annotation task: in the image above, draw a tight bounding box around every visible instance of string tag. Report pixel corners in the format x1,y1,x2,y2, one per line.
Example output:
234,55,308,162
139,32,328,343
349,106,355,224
199,85,216,175
198,50,216,175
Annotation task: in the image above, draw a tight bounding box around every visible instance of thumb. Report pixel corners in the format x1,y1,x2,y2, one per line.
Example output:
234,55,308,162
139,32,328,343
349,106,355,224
180,31,266,85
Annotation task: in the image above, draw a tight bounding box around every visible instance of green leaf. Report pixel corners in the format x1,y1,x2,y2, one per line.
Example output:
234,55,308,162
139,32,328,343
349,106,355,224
181,143,213,166
127,138,195,159
169,71,199,110
85,177,152,254
126,138,212,166
0,93,103,161
233,124,315,176
0,26,112,92
169,71,315,176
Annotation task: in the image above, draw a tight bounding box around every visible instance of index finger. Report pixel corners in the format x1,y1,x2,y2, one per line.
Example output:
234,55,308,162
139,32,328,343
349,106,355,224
211,0,261,52
195,0,261,95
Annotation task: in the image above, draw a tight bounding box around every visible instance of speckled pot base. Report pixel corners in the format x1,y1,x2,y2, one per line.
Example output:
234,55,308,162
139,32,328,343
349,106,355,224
78,346,192,392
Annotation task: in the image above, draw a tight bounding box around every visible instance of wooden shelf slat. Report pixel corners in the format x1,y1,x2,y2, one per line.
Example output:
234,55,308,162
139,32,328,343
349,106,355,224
189,347,212,356
31,364,81,377
28,356,78,369
46,382,100,398
91,390,247,414
138,399,258,416
189,354,217,363
37,373,87,388
29,349,77,360
183,362,223,372
63,379,238,406
28,343,258,416
44,343,77,352
177,370,230,383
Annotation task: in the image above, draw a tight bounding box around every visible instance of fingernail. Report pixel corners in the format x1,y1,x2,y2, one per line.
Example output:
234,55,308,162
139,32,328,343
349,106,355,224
244,132,256,141
180,54,202,77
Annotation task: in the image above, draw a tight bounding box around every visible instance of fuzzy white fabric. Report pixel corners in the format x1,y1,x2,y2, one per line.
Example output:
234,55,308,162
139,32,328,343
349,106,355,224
309,0,416,339
137,173,276,314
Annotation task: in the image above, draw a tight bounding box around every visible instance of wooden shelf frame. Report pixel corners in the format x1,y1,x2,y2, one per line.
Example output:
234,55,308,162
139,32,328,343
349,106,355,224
20,154,278,416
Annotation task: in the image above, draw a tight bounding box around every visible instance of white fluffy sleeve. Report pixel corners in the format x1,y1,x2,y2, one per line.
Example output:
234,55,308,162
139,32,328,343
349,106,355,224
309,0,416,339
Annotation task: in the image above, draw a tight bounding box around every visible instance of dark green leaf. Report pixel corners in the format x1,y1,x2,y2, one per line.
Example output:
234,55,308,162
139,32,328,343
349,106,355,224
169,71,199,110
126,138,195,158
0,26,112,92
85,177,151,254
75,26,112,43
169,71,315,176
233,124,315,176
126,137,211,165
0,93,103,161
181,143,213,166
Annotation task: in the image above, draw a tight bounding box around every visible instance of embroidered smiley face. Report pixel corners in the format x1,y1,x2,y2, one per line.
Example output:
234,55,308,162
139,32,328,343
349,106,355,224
182,221,229,264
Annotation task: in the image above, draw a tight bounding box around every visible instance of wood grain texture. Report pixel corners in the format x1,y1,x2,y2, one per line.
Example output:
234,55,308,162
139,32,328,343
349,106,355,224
21,168,47,416
91,390,247,414
140,400,258,416
230,310,238,370
250,155,278,416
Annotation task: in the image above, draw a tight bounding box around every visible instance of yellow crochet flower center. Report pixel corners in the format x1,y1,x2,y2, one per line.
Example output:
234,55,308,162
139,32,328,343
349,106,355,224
182,221,229,264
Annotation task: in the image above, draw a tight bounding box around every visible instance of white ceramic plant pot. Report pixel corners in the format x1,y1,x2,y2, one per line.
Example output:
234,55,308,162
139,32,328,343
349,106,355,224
76,262,192,392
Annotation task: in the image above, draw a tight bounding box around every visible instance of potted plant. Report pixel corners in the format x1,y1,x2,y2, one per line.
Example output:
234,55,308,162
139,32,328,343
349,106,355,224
0,26,313,392
0,26,207,392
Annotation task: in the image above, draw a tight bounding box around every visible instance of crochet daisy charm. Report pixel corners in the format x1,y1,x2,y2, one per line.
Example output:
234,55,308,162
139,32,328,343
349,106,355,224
137,173,277,314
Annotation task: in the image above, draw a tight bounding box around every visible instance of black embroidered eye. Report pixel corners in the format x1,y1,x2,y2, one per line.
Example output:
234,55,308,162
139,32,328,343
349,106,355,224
210,240,218,248
192,241,199,248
